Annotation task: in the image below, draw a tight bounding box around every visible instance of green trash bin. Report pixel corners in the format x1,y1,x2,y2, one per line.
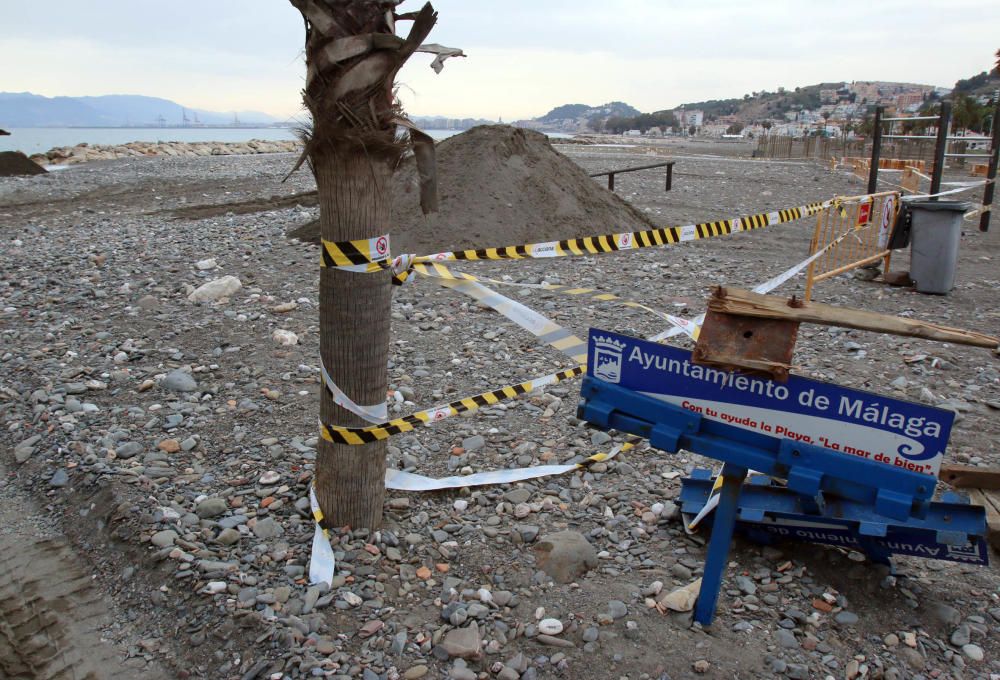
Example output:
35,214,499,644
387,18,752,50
906,200,970,295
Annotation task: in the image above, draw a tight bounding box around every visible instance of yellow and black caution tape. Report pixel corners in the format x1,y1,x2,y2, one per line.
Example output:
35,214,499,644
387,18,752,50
320,234,391,270
409,201,827,264
320,365,584,445
326,199,833,280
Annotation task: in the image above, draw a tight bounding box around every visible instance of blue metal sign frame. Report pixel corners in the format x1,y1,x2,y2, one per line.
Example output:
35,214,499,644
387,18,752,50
577,328,974,626
680,470,988,566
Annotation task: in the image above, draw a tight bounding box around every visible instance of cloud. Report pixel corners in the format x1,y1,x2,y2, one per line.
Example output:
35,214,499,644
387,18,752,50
3,0,999,121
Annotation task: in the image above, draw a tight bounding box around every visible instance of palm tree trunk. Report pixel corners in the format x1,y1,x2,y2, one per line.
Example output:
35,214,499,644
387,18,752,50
292,0,402,531
314,154,392,530
291,0,454,530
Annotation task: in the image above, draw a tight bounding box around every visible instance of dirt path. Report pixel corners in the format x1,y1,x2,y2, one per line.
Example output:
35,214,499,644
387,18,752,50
0,462,166,680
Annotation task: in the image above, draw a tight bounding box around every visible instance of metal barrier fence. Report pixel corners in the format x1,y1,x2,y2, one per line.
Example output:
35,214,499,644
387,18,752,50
755,135,946,164
840,157,928,183
804,191,900,301
589,161,675,192
754,135,866,160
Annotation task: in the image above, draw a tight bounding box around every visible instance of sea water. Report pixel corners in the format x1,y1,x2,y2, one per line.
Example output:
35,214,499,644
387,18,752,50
1,127,568,155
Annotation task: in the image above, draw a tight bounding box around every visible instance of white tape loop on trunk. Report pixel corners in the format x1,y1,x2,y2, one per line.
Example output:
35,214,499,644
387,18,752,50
321,361,388,424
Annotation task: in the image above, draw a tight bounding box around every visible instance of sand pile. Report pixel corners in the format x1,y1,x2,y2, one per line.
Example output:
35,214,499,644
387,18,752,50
289,125,656,254
0,151,47,177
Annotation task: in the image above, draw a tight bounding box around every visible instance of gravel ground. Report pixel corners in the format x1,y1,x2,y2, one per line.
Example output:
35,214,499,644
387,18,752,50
1,142,999,680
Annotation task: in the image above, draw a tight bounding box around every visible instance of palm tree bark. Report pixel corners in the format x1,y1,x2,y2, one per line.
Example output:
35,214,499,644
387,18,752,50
291,0,420,530
314,155,393,530
292,0,458,530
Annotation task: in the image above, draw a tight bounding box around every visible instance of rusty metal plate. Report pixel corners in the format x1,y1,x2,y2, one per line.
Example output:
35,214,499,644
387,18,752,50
692,309,799,382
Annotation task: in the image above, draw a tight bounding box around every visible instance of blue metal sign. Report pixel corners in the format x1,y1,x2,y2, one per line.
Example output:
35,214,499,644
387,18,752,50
745,521,988,565
589,329,955,476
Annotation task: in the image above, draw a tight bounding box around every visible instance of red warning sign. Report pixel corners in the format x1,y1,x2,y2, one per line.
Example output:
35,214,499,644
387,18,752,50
857,201,872,226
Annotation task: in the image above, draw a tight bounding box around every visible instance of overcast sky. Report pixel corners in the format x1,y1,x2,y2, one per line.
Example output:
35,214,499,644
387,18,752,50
3,0,998,122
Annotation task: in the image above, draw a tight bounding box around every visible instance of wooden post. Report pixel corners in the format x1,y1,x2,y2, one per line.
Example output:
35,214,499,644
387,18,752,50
930,101,952,199
867,106,884,194
980,95,1000,232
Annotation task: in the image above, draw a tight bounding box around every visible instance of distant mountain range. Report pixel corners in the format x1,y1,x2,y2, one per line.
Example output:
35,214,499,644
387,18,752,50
0,92,282,127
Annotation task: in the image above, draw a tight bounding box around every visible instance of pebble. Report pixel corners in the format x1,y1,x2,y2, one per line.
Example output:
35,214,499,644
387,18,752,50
196,498,228,519
161,369,198,392
158,438,180,453
440,623,481,659
505,488,531,504
188,275,241,302
734,575,756,595
272,329,298,345
252,517,283,539
961,644,984,662
775,629,799,649
150,530,178,548
834,610,859,626
898,647,925,670
115,442,143,459
215,528,241,545
448,665,476,680
462,434,485,451
537,618,563,635
607,600,628,620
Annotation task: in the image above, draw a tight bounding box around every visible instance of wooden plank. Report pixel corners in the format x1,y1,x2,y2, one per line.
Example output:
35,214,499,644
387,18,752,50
968,489,1000,552
708,288,999,349
939,464,1000,490
984,490,1000,514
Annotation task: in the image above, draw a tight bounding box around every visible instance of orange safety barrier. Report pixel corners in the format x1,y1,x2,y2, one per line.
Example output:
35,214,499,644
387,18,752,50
841,157,928,171
804,191,900,301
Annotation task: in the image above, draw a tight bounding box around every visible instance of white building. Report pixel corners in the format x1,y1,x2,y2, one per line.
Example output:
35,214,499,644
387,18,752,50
675,109,704,128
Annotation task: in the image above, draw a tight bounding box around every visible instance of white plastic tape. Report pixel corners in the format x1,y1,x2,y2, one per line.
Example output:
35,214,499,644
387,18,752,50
430,276,588,364
386,465,579,491
308,487,336,586
321,361,388,424
385,444,626,491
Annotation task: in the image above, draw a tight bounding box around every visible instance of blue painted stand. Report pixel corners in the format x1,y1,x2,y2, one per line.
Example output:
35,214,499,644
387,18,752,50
692,463,746,626
680,470,988,567
577,376,951,626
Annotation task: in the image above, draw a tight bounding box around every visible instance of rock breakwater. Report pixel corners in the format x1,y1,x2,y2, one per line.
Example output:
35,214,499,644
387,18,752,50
29,138,300,166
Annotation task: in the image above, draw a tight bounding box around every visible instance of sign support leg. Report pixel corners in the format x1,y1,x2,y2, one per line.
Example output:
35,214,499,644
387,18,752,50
693,463,747,627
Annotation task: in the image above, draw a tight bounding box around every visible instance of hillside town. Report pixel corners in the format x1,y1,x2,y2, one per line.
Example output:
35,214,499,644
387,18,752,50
512,77,999,139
